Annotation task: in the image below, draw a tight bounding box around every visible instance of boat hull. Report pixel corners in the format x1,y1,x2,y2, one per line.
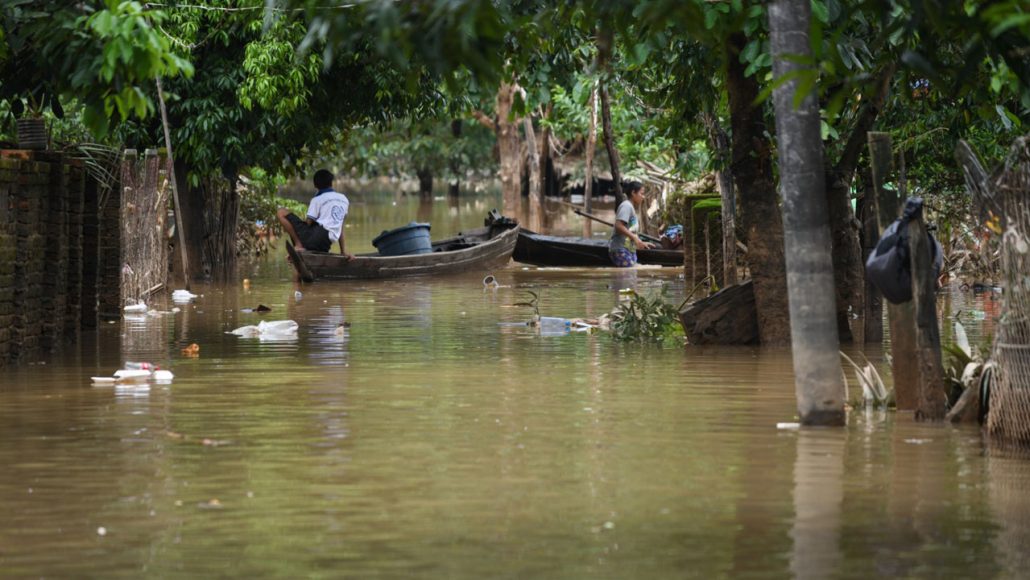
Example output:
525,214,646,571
513,230,682,267
290,223,519,281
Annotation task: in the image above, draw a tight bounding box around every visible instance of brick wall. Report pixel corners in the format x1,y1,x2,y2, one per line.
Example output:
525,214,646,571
0,151,116,367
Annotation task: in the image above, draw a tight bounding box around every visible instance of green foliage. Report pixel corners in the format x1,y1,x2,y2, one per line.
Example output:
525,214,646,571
0,1,193,135
238,20,321,116
237,167,304,256
610,287,684,344
116,2,442,187
325,116,496,181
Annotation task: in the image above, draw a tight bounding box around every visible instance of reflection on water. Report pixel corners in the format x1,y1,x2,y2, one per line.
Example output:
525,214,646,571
1,192,1028,577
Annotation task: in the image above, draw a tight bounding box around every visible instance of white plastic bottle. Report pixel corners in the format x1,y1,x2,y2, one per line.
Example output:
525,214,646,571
538,316,571,331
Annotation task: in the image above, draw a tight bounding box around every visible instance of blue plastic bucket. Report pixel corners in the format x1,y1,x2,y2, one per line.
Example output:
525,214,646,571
372,222,432,256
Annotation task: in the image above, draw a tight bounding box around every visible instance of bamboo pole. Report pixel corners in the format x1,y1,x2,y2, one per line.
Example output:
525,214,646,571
155,77,191,290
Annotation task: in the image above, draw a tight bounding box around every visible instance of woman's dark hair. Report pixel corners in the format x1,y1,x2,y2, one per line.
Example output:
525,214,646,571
625,181,644,195
313,169,334,189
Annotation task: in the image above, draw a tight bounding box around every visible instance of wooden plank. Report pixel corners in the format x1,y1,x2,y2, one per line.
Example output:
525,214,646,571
909,214,947,420
868,132,920,410
678,280,759,345
859,179,883,344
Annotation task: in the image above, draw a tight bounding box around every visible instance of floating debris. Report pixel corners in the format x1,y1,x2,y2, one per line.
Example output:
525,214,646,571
229,319,298,338
172,289,198,303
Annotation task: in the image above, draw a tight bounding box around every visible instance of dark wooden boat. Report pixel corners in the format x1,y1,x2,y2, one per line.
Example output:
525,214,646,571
513,230,683,267
288,213,519,281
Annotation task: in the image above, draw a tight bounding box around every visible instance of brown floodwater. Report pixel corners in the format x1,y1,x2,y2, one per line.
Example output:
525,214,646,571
0,192,1026,578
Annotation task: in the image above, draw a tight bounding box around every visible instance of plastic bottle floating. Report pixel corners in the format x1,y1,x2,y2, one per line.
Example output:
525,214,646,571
123,302,148,313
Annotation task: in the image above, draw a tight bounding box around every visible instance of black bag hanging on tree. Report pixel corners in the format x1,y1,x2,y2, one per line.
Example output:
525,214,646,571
865,196,943,304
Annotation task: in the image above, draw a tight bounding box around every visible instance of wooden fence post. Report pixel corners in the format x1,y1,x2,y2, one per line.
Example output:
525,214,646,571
908,210,948,420
868,132,920,410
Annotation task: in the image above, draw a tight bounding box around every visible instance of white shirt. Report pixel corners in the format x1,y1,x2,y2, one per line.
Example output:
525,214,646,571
307,189,349,242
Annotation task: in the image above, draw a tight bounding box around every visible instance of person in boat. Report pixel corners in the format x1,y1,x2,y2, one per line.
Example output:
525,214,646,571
277,169,354,260
608,181,655,267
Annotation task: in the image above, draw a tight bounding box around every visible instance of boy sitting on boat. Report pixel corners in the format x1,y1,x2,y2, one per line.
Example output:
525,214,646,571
277,169,353,260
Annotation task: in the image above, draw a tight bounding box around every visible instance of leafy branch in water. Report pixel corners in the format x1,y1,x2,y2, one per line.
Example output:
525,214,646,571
610,287,684,344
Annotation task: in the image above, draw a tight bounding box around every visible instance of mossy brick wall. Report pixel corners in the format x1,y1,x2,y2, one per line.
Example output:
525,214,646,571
0,158,16,361
0,151,112,367
98,176,121,321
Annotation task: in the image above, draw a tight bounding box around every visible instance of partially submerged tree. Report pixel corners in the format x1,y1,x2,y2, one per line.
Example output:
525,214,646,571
768,0,845,425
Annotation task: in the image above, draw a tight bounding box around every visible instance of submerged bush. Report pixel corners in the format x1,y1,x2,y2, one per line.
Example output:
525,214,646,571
610,287,684,344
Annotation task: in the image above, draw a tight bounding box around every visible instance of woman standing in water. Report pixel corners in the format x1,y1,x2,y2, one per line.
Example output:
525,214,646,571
608,181,655,267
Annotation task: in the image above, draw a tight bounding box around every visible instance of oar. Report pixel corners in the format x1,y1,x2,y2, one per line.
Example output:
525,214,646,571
574,209,662,243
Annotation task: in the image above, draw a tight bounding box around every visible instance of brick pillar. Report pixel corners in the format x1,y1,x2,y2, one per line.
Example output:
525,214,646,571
65,162,84,338
41,153,66,352
0,158,16,362
14,159,47,361
81,175,99,329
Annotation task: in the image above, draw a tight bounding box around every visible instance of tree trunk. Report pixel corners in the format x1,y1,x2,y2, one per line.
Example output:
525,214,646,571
584,83,598,237
703,112,737,286
523,117,542,231
725,32,791,345
209,173,239,281
823,63,898,344
496,81,521,218
599,79,624,205
417,166,433,198
769,0,846,425
449,118,462,197
538,105,551,209
173,159,208,282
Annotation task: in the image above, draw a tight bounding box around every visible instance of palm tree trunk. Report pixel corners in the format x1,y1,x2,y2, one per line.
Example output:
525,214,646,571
769,0,845,425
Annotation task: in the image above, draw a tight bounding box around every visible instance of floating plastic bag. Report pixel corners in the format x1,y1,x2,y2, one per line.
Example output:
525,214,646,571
229,320,298,338
258,320,298,335
172,289,198,302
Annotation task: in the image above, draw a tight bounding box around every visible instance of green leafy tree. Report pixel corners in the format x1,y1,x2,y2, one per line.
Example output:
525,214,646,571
0,0,192,135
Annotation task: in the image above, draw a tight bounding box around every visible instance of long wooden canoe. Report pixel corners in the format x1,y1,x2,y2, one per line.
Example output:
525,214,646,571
288,214,519,281
513,229,683,267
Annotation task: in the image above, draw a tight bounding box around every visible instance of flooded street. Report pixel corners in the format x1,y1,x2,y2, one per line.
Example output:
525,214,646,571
1,192,1027,577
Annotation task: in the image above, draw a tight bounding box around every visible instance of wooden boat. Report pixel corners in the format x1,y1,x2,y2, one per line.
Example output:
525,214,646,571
513,229,683,267
287,213,519,281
